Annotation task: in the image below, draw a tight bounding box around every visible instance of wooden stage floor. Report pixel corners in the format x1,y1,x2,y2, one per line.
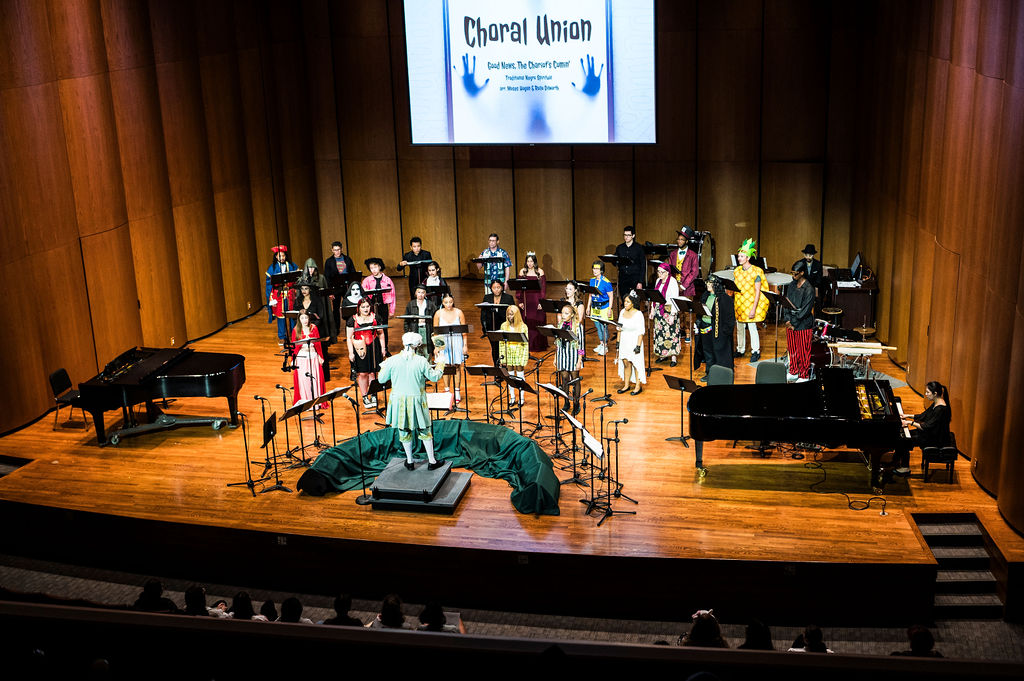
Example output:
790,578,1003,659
2,279,1021,622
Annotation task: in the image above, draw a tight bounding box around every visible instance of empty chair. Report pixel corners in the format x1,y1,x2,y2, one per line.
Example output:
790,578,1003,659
755,361,787,384
922,432,958,483
49,368,90,431
707,365,734,386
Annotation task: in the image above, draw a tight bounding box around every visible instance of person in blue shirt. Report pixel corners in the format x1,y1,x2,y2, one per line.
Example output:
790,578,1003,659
586,260,615,356
475,233,512,292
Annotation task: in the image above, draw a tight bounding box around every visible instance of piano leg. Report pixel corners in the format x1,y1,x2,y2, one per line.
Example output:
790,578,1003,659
89,410,108,446
695,440,703,469
228,394,240,427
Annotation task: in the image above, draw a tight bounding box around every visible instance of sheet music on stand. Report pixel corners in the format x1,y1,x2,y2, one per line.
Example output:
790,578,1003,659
562,410,603,460
427,391,455,412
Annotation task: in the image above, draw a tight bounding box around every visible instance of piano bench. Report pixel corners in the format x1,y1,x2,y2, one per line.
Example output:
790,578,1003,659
922,433,958,483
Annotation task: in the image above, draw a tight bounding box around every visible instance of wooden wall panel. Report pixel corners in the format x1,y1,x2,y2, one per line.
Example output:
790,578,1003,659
948,266,985,467
635,162,696,243
572,147,632,282
48,0,107,78
924,245,958,411
697,162,759,267
998,307,1024,516
697,30,762,163
0,259,49,431
397,159,460,278
970,291,1014,492
80,226,144,362
962,74,1004,274
1009,0,1024,88
0,0,56,89
455,148,513,279
270,17,321,265
886,210,916,364
341,160,402,271
822,162,851,266
905,229,935,391
935,64,975,253
761,1,828,161
513,146,572,281
0,85,77,259
235,45,286,297
153,54,227,339
38,243,98,400
198,38,261,319
302,0,347,257
951,0,981,68
58,74,127,238
977,0,1011,78
916,58,949,237
759,163,822,268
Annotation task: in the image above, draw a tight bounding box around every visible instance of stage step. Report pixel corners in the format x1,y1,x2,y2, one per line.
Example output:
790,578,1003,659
932,593,1005,620
915,515,1003,621
917,522,985,546
935,569,998,593
370,458,472,515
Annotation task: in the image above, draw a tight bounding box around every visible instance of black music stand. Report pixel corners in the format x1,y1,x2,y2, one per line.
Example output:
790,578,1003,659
259,412,291,494
672,297,697,379
434,323,471,416
587,316,620,405
539,382,571,460
507,277,540,297
466,364,503,424
226,412,262,496
536,324,579,403
504,372,537,435
366,378,390,421
313,386,349,448
282,399,314,468
558,408,588,487
635,288,666,375
486,330,528,423
476,301,510,345
663,375,699,447
764,290,796,366
425,284,450,306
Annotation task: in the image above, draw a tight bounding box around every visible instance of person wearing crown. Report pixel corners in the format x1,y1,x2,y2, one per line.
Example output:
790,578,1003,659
516,250,547,352
733,238,769,363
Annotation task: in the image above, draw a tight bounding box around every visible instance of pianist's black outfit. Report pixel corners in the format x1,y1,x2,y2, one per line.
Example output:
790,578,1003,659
614,240,647,298
481,291,515,364
893,403,950,471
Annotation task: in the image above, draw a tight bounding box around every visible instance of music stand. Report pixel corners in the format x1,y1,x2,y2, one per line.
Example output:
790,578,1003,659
764,290,796,366
466,364,503,424
472,255,508,290
425,284,450,306
672,297,699,381
635,289,666,375
539,382,571,460
282,399,314,468
434,323,471,417
486,331,528,423
663,375,699,447
557,409,589,488
536,324,579,411
507,278,540,296
366,378,390,422
504,372,537,435
258,412,291,494
426,390,455,419
587,316,621,405
312,386,349,448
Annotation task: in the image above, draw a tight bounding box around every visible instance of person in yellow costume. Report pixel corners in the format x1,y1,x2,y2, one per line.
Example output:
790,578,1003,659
733,238,769,363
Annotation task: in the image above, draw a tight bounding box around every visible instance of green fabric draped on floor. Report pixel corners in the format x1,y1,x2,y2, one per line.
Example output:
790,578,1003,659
299,420,560,515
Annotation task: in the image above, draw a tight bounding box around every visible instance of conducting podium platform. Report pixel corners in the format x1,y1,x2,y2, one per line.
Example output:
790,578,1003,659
369,458,472,514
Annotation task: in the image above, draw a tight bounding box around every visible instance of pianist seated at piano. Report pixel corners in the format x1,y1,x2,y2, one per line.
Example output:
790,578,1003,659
291,310,326,408
892,381,951,475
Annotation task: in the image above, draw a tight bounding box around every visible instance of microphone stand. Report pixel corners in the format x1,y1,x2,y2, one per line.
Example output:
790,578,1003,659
275,384,296,460
343,392,372,506
252,396,272,474
226,412,262,496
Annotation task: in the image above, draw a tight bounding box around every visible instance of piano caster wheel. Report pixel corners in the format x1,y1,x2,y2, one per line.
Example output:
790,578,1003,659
212,419,227,431
109,433,120,446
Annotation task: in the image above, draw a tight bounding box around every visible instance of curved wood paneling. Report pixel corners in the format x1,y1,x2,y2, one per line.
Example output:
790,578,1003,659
998,308,1024,521
80,225,143,362
977,0,1011,78
1009,0,1024,88
759,163,822,269
697,30,762,162
512,147,571,281
0,0,56,89
397,159,459,279
697,162,758,262
635,161,695,243
47,0,107,78
342,159,402,271
572,148,631,282
58,74,127,237
905,228,935,392
970,291,1014,493
950,0,981,69
455,147,513,279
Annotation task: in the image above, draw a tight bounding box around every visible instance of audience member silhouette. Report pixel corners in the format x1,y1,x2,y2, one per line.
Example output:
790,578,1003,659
788,624,832,653
679,609,729,648
891,624,942,657
322,593,363,626
279,596,314,624
182,585,209,616
228,591,267,621
259,599,278,622
367,593,407,629
417,601,465,633
131,579,179,614
736,618,774,650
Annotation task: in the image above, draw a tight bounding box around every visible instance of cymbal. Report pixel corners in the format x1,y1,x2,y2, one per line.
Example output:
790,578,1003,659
821,307,843,315
854,326,876,335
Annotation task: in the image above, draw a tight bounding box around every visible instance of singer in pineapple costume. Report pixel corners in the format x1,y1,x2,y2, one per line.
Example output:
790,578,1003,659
733,238,769,363
378,332,447,471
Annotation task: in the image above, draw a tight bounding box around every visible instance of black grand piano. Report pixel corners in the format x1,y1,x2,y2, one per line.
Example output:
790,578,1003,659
78,347,246,445
687,367,908,488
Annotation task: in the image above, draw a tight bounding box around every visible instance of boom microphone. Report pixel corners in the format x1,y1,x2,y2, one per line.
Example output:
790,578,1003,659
581,387,594,398
611,418,629,424
253,395,269,401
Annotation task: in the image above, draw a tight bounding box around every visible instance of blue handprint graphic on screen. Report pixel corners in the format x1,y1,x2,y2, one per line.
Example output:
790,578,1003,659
455,54,489,97
572,55,605,97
